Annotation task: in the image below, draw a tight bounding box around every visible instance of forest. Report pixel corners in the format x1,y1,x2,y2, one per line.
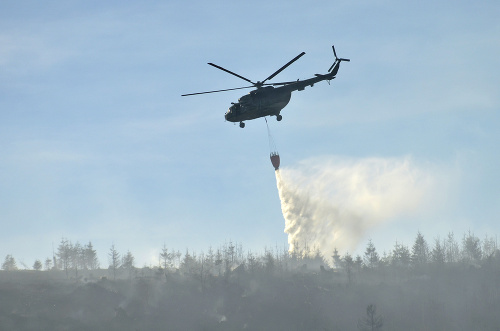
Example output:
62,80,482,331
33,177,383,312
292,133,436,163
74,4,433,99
1,231,500,330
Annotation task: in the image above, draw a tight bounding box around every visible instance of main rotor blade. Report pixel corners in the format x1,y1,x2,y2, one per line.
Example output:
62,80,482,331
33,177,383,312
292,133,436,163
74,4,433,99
208,63,255,85
262,52,306,84
332,45,338,59
181,86,254,97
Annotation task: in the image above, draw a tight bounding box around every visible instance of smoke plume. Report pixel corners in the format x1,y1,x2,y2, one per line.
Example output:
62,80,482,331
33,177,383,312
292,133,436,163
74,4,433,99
276,155,435,257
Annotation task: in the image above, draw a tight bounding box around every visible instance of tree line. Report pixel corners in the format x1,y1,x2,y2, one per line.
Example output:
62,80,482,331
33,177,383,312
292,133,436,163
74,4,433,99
2,230,498,280
1,231,500,330
1,238,99,276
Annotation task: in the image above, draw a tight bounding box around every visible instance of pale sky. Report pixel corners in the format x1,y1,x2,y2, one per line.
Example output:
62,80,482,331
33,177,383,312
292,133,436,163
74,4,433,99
1,0,499,267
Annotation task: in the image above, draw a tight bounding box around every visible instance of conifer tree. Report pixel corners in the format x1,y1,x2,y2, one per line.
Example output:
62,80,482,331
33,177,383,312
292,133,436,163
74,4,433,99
160,244,172,270
431,238,445,265
332,247,342,269
71,241,83,277
181,249,197,274
122,250,135,278
462,230,482,264
343,252,354,284
411,231,429,268
44,257,53,271
482,234,497,258
363,239,380,269
2,255,17,271
357,304,383,331
85,242,99,270
108,244,121,280
392,241,411,269
445,232,460,263
354,255,363,274
56,238,72,277
33,259,42,271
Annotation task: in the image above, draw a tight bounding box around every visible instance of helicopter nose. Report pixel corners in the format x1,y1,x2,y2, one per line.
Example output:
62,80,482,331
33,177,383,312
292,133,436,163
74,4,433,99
225,107,234,120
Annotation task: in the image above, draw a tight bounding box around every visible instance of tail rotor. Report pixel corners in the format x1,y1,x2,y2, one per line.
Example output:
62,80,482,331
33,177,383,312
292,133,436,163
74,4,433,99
328,45,350,73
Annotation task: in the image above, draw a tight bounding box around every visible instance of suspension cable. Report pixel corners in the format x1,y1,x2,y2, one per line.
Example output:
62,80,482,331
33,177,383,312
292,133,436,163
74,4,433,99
265,117,278,155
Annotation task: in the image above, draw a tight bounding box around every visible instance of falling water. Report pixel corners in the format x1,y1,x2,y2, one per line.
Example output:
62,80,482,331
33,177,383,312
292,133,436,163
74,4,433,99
275,156,435,256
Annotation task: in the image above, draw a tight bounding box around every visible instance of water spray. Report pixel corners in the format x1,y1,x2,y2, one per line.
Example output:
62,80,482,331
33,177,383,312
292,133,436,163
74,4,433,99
274,156,435,258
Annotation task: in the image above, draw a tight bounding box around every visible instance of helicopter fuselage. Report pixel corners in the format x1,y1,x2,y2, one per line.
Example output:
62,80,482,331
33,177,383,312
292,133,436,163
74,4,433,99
224,70,338,123
225,86,291,122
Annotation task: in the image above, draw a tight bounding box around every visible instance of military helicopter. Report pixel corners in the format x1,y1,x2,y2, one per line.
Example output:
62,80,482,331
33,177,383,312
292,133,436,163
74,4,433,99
182,45,350,128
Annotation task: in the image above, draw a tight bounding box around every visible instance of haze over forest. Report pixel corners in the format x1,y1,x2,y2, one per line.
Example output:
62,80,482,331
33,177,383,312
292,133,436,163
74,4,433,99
1,229,499,330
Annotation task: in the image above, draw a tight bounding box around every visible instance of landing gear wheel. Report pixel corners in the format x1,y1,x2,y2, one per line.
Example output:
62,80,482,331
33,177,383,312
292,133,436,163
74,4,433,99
239,122,245,128
276,115,282,121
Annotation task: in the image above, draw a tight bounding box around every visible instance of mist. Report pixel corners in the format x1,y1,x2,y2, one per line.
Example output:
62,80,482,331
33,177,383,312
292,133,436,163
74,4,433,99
276,155,436,256
3,231,500,330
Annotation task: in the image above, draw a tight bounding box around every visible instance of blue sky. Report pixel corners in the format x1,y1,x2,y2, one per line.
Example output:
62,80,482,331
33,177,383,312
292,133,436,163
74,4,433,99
1,0,499,267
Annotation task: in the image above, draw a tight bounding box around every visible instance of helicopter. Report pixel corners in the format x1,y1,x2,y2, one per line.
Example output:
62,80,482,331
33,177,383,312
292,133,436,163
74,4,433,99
182,45,350,128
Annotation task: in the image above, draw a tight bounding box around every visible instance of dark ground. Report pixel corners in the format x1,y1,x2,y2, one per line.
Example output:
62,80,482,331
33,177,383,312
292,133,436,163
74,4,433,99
1,263,500,331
